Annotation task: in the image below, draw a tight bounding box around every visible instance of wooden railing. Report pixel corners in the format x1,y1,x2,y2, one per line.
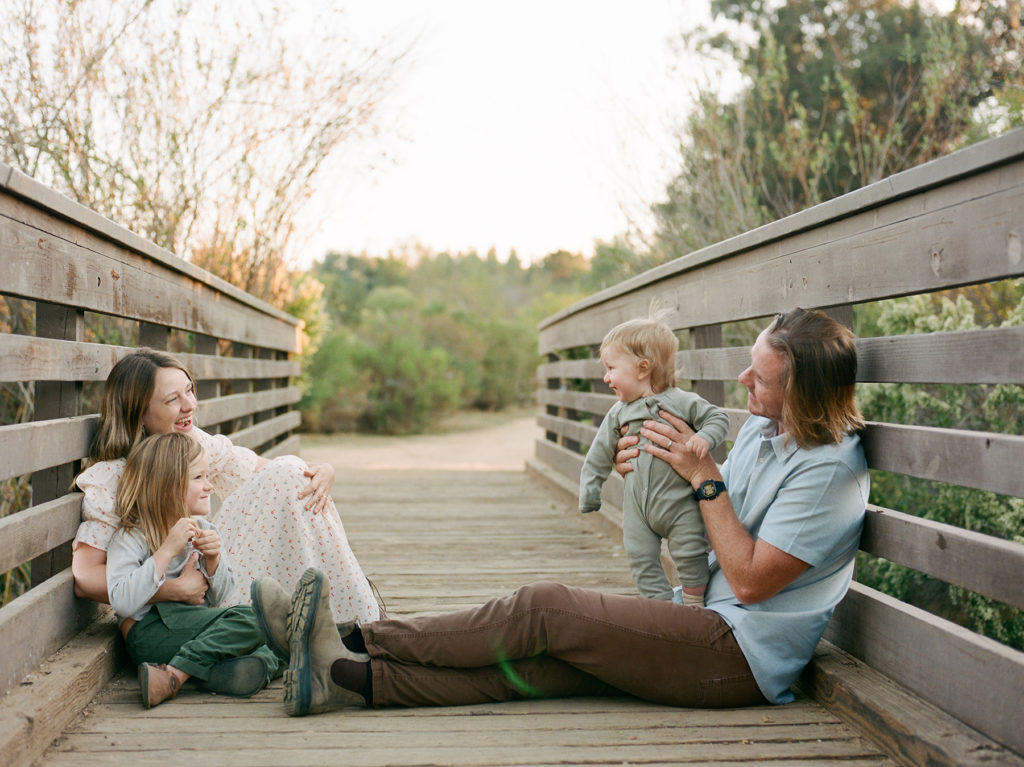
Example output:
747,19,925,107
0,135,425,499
0,160,302,705
529,128,1024,765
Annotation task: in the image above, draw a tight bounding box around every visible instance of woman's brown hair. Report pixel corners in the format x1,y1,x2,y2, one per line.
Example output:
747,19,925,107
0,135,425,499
115,432,202,554
766,308,864,448
89,349,195,462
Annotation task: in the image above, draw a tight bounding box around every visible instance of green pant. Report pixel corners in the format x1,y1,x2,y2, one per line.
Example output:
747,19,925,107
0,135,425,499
125,602,284,682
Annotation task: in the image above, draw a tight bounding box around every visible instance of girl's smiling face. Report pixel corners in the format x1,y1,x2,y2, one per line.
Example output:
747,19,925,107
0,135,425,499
185,453,213,517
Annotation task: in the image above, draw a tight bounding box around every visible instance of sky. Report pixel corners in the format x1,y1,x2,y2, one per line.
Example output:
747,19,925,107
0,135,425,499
298,1,727,266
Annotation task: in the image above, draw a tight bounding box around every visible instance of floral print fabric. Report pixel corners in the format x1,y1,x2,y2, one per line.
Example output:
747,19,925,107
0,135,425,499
74,427,380,624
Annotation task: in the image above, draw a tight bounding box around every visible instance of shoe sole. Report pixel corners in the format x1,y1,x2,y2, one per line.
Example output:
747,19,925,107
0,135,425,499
202,656,268,698
283,568,322,716
250,580,289,661
138,663,153,709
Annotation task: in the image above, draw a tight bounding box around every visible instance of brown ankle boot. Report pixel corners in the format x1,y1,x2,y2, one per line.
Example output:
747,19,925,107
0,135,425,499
139,663,180,708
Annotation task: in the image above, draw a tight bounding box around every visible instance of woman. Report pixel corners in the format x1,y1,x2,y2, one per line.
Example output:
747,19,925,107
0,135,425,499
72,348,381,625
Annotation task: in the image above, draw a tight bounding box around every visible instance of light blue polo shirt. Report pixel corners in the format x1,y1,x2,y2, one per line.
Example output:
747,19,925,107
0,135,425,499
705,416,868,703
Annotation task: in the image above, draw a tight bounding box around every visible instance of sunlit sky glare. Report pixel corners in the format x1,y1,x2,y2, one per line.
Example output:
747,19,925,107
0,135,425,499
297,1,727,267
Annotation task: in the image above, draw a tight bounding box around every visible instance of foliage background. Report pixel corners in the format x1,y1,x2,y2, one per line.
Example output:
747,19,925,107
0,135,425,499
1,0,1022,650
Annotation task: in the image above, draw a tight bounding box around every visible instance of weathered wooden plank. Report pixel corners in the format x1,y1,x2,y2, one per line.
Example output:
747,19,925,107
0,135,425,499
197,387,301,427
0,162,299,338
802,639,1024,767
0,335,297,383
856,327,1024,384
0,197,297,352
863,506,1024,610
861,421,1024,497
825,582,1024,756
0,415,95,482
261,434,302,461
0,613,121,767
224,411,301,451
536,388,613,417
0,569,102,696
536,153,1024,356
0,493,81,574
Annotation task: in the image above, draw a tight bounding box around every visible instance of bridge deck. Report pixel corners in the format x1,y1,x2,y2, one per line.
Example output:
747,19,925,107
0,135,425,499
39,467,894,766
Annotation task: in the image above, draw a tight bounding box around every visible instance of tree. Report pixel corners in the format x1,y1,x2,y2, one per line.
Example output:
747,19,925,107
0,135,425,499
0,0,409,309
652,0,1019,259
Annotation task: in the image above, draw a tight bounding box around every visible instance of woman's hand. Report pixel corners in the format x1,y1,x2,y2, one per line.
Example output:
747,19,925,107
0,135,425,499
157,553,208,605
299,462,335,514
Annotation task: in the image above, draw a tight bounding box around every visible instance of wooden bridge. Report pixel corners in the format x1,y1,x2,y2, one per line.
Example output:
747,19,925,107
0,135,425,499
1,127,1023,766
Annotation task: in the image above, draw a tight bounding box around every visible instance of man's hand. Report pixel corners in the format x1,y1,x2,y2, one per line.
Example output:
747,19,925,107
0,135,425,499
613,429,640,477
639,410,718,486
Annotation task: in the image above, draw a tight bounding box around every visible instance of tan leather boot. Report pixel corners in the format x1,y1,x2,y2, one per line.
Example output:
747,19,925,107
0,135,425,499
138,663,180,708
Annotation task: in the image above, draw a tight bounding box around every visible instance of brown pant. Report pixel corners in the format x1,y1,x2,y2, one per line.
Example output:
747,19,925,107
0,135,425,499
363,581,765,708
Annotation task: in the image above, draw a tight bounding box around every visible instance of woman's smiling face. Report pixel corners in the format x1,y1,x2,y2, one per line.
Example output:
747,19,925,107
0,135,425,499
142,366,197,436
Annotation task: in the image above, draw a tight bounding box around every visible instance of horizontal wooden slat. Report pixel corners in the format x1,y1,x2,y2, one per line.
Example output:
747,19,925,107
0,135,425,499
825,582,1024,756
262,433,301,461
0,569,101,696
0,493,82,574
533,438,624,511
862,506,1024,610
539,130,1024,352
536,389,614,417
0,613,121,767
857,327,1024,385
197,387,301,427
546,326,1024,388
862,421,1024,497
0,335,297,383
802,639,1024,767
0,415,95,482
226,411,301,451
0,195,298,352
537,414,599,446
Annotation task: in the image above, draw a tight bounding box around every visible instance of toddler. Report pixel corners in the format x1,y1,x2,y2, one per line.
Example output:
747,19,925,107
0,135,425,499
579,316,729,605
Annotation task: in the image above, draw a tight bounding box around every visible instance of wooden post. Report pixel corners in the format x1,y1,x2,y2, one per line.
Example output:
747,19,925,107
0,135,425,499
29,302,83,586
692,324,727,463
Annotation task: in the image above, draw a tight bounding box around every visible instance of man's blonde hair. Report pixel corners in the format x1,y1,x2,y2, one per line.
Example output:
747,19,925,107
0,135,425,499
600,316,679,393
766,308,864,447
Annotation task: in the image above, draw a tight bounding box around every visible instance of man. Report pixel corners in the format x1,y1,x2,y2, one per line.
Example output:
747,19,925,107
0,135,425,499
255,307,869,714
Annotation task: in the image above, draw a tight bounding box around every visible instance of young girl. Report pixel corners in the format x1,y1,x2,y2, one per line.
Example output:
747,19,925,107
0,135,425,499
107,432,284,708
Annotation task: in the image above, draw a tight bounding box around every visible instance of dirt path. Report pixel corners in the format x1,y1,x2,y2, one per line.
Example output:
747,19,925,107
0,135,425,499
298,410,543,471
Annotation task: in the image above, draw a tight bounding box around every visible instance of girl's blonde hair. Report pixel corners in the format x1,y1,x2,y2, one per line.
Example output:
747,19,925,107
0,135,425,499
600,314,679,394
115,432,203,553
90,349,196,463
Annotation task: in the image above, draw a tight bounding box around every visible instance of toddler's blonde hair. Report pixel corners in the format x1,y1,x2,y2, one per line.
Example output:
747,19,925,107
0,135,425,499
600,312,679,394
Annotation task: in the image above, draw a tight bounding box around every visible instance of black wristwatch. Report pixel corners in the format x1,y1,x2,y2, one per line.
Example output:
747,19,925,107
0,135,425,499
693,479,727,502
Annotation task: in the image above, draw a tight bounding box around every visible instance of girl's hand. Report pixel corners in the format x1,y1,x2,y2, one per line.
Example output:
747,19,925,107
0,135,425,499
192,528,221,559
299,463,335,515
164,517,199,554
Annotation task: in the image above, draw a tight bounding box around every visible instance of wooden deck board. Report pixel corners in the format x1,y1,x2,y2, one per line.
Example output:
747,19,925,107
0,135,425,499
38,469,895,766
